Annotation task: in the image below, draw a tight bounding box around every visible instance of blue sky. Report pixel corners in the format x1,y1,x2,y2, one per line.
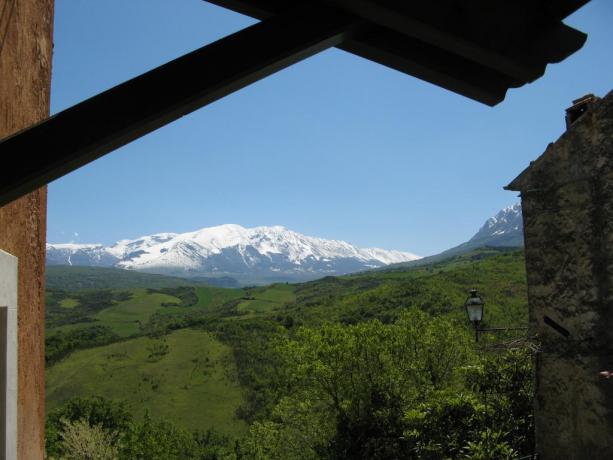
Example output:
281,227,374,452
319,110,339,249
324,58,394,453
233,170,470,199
47,0,613,256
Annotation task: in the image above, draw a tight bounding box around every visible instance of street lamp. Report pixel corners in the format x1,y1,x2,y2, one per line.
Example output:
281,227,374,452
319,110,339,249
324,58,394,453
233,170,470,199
465,288,484,342
463,289,528,342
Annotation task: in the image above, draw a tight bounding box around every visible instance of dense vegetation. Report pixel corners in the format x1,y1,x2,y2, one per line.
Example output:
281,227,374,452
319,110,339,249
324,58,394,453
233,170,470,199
45,266,210,290
45,248,535,459
46,288,133,327
46,397,237,459
147,286,199,307
46,325,120,366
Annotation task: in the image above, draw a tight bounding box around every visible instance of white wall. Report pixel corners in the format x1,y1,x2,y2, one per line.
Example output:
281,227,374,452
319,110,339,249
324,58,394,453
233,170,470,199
0,250,17,460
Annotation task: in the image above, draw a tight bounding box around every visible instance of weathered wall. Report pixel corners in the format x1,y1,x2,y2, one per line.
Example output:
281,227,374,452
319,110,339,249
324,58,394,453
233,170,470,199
508,91,613,459
0,1,54,458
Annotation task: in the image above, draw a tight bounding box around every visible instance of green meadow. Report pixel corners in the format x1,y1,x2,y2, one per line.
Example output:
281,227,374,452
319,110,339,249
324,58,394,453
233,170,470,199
92,290,180,337
237,283,296,313
46,328,248,436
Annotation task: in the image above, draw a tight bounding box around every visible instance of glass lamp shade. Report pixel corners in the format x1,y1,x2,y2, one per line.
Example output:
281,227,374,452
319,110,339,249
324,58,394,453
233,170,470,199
465,290,484,324
465,303,484,323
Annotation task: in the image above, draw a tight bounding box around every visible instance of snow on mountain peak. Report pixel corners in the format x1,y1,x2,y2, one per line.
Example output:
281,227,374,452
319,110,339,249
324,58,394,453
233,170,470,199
46,243,103,250
46,224,420,282
469,203,523,245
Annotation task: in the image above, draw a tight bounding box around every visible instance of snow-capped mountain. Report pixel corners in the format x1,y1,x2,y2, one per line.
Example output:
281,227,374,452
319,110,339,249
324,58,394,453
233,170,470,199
468,203,523,248
46,225,420,284
389,203,524,268
45,243,121,267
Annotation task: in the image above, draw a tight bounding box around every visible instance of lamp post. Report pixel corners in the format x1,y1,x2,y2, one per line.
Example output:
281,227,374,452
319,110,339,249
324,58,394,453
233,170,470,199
465,289,484,342
463,289,535,457
463,289,528,343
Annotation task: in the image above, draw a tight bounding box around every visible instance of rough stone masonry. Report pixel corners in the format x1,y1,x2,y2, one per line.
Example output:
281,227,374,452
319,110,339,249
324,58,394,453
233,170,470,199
507,90,613,459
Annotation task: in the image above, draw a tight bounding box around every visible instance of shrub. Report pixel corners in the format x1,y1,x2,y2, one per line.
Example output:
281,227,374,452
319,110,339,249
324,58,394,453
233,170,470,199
57,418,119,460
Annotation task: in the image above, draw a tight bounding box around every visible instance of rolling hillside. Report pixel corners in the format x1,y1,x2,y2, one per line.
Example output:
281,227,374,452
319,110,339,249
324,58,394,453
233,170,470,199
45,247,528,444
45,265,222,290
46,329,248,435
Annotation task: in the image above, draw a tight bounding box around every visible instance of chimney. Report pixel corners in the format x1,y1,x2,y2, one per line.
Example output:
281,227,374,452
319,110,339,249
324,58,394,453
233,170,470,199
565,93,600,129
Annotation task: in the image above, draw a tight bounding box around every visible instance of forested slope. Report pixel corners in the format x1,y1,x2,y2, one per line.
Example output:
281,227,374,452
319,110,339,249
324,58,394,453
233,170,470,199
45,248,533,459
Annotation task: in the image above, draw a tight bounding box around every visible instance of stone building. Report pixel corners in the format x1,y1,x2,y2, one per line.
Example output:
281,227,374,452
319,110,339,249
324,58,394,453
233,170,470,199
507,90,613,459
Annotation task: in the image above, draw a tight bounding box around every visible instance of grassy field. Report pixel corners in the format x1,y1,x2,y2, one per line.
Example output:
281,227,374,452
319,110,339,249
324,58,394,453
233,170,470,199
92,289,181,337
194,286,243,310
46,328,248,436
47,285,244,338
45,284,253,437
237,283,296,314
59,298,79,309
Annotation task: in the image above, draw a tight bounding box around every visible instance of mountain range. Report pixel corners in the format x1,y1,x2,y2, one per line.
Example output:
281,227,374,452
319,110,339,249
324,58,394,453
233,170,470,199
47,225,420,284
398,203,524,268
46,204,523,285
468,203,523,248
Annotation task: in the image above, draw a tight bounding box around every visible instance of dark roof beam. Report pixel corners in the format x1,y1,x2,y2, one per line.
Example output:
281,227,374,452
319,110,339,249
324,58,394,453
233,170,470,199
206,0,519,104
0,6,361,207
545,0,591,20
528,22,588,64
324,0,544,82
204,0,587,104
343,28,512,106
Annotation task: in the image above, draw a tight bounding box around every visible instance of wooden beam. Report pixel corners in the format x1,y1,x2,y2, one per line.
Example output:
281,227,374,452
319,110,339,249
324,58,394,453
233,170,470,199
325,0,545,82
206,0,588,103
326,1,589,66
545,0,591,20
339,27,513,106
0,6,361,208
207,0,512,104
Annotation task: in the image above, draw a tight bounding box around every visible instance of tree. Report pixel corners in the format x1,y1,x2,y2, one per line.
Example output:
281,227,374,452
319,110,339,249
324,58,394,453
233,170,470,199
57,419,119,460
119,412,200,460
46,397,131,458
245,310,474,459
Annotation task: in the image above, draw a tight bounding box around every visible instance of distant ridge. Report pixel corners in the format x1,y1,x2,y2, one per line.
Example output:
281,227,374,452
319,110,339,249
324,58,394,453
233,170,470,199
391,203,523,268
45,265,239,290
47,225,420,285
468,203,523,248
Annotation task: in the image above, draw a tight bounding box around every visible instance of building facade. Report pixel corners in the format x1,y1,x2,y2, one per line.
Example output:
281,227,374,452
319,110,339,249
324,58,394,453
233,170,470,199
507,91,613,459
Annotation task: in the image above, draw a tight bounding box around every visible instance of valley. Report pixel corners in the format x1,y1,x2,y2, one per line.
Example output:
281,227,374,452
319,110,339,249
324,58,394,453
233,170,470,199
45,246,532,457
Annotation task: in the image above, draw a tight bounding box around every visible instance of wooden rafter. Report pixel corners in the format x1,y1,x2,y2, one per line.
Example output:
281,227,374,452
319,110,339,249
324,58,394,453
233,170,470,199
0,0,591,207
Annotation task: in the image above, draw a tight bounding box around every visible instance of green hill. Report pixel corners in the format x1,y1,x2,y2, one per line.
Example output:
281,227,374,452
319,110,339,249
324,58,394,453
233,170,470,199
46,266,202,290
46,328,248,436
45,247,529,451
46,265,240,290
286,247,527,328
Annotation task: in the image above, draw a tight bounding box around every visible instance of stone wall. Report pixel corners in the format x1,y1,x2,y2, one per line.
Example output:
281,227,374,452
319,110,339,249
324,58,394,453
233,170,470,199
0,1,54,458
507,91,613,459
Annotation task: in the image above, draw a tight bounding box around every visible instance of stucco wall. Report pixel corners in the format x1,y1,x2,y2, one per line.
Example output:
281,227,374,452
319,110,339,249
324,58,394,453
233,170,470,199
0,251,18,459
509,91,613,459
0,1,54,458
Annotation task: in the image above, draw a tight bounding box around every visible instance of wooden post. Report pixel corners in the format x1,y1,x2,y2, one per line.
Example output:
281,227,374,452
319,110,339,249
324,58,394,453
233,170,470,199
0,1,54,458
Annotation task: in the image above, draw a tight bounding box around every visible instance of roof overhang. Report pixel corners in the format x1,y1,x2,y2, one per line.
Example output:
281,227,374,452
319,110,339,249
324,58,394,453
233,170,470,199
0,0,591,207
208,0,590,105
